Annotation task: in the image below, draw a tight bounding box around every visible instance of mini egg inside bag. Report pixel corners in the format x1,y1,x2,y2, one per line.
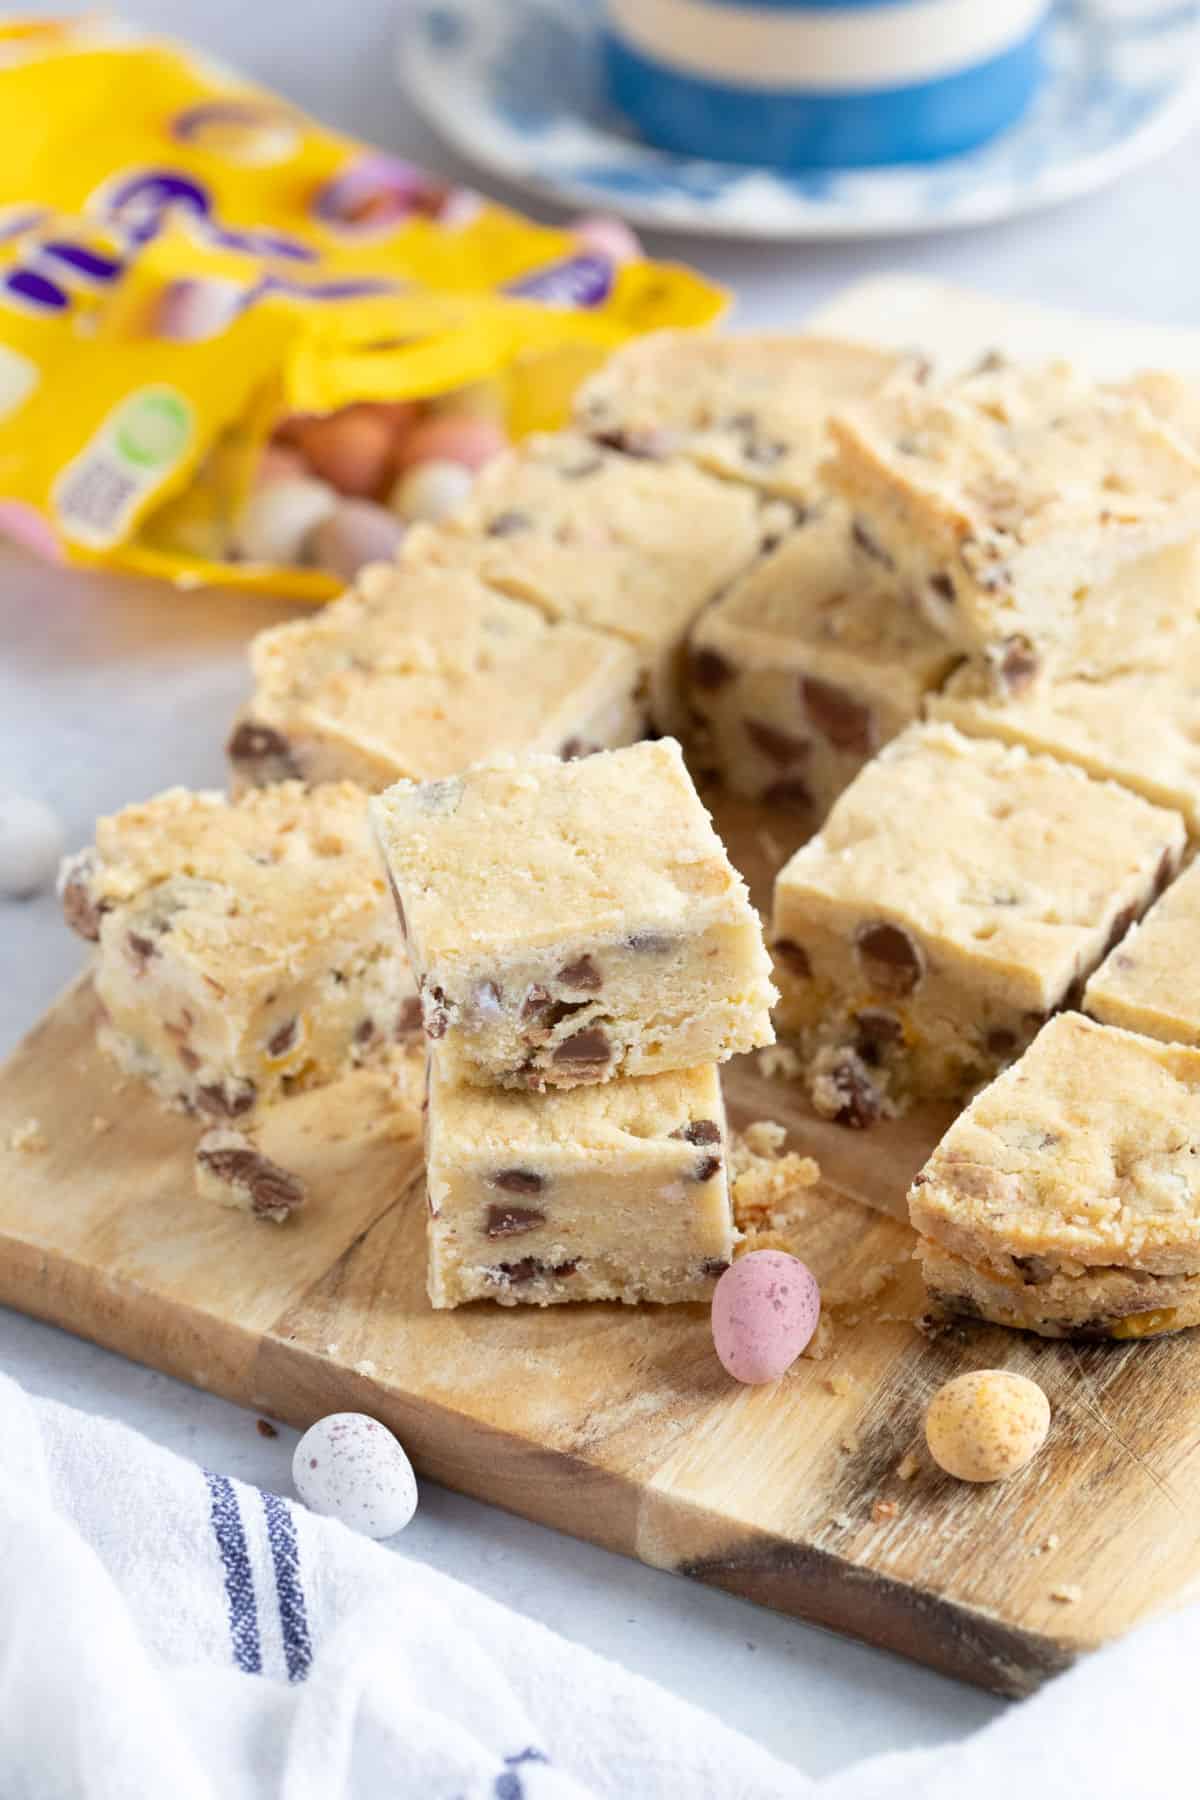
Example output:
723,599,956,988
0,16,723,597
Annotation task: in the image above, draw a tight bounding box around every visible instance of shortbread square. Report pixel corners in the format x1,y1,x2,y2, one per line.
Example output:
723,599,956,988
405,431,785,734
59,782,418,1121
371,740,776,1089
230,561,644,793
573,330,901,502
825,361,1200,681
910,1013,1200,1337
426,1057,734,1308
771,723,1185,1120
688,504,954,828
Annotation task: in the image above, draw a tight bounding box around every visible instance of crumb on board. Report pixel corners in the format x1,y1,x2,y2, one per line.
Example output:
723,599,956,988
830,1511,855,1532
325,1342,341,1357
741,1118,787,1159
896,1451,921,1482
91,1115,112,1134
7,1117,47,1153
839,1430,861,1454
256,1419,279,1438
757,1044,802,1082
730,1123,820,1241
1050,1584,1082,1605
1033,1533,1061,1557
824,1260,907,1311
823,1372,858,1398
803,1314,835,1361
354,1359,378,1378
872,1499,899,1523
730,1118,817,1180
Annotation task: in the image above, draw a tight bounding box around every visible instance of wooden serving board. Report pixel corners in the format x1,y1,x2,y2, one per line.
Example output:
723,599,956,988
6,280,1200,1697
4,873,1200,1697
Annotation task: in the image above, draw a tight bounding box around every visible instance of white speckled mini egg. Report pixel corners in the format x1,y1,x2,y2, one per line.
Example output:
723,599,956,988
292,1412,418,1537
234,476,338,565
389,457,475,523
0,791,65,897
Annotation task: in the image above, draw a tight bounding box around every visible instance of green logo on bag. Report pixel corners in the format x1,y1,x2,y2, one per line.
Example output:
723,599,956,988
113,387,191,469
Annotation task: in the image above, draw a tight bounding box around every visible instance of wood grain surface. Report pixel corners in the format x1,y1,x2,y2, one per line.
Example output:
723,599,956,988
3,970,1198,1697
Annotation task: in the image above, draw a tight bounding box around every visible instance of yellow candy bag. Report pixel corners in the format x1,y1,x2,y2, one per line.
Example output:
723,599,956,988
0,16,723,596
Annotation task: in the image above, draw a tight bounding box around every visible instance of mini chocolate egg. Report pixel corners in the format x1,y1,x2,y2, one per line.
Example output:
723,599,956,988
234,477,338,565
308,500,405,582
570,214,643,266
289,406,396,499
925,1369,1050,1483
154,276,243,343
293,1412,418,1538
271,412,315,450
392,415,507,474
370,400,420,436
712,1250,820,1384
389,458,475,524
0,791,64,898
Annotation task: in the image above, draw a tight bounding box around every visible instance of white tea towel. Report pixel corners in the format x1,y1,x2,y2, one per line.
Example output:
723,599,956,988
0,1368,1191,1799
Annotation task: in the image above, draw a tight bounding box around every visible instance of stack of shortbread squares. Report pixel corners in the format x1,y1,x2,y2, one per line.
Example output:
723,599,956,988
370,741,776,1307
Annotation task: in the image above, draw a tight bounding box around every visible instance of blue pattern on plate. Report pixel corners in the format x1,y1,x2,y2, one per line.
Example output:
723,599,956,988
403,0,1200,239
487,9,607,134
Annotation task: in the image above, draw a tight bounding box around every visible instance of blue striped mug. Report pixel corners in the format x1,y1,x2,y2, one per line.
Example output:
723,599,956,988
602,0,1050,168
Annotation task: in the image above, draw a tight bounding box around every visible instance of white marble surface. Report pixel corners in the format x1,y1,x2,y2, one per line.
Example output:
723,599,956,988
5,0,1200,1778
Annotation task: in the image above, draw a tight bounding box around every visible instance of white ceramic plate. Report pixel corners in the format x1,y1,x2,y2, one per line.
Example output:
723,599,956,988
400,0,1200,240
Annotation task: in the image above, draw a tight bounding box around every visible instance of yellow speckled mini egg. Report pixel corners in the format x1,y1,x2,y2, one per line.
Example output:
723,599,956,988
925,1369,1050,1483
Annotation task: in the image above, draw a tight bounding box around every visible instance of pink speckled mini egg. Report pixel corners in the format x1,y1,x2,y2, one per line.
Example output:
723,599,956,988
711,1251,820,1384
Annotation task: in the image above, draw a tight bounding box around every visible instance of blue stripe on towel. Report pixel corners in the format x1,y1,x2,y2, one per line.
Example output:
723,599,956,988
496,1748,550,1798
205,1472,262,1675
261,1490,313,1683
